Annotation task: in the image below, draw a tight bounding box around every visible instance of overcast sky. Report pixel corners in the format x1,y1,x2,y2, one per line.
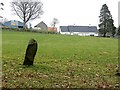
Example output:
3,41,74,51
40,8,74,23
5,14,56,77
0,0,119,28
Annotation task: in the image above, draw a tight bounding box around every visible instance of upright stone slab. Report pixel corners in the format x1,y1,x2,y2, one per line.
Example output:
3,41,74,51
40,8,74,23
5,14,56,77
23,39,38,65
116,67,120,76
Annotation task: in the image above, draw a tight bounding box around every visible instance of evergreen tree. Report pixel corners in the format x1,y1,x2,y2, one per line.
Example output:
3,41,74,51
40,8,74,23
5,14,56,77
117,26,120,35
99,4,115,37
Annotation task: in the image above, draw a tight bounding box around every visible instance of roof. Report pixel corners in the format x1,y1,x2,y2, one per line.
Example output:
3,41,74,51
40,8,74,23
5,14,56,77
60,26,97,32
4,20,23,28
34,21,47,27
4,20,23,26
48,27,57,32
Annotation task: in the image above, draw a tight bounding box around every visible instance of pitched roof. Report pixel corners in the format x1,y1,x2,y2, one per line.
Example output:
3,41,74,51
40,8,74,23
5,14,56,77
4,20,23,26
60,26,97,32
34,21,47,27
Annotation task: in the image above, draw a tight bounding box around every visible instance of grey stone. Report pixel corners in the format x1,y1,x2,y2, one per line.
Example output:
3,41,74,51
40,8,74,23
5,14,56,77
23,39,38,65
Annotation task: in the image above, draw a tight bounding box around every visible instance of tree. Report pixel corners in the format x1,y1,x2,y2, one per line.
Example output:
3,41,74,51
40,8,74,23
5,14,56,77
108,19,116,37
117,26,120,35
11,0,43,30
0,3,4,10
51,18,59,29
99,4,115,37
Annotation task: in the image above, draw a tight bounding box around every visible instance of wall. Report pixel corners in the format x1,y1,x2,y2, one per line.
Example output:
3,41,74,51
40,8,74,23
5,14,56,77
60,32,98,36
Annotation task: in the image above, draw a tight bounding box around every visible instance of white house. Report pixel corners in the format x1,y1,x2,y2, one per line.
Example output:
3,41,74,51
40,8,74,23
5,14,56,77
60,26,98,36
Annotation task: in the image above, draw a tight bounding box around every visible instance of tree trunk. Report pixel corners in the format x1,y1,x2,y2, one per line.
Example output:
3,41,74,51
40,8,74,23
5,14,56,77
23,14,26,31
23,21,26,31
103,33,106,37
23,39,38,66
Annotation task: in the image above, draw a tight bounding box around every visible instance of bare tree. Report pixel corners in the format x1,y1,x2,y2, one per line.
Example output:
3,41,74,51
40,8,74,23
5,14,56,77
51,18,59,29
0,3,4,10
11,0,43,30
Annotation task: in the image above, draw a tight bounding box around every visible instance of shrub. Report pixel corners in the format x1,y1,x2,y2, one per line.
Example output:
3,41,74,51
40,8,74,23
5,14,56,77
2,27,58,34
31,29,58,34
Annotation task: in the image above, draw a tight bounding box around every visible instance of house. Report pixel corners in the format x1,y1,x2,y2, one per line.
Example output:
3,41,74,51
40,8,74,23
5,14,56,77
34,21,48,30
4,20,24,28
60,26,98,36
48,27,57,32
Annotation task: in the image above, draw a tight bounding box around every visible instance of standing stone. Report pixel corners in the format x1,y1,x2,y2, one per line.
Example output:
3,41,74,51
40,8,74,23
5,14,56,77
116,66,120,76
23,39,38,65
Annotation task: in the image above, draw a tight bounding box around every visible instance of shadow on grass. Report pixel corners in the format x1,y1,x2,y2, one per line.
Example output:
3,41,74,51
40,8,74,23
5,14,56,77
20,64,55,73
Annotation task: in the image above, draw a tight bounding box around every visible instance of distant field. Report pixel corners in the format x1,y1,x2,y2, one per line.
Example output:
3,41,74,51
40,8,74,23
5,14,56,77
2,30,119,88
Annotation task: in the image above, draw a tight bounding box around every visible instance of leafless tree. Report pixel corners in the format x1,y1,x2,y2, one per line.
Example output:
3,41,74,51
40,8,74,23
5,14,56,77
51,18,59,28
11,0,43,30
51,18,59,31
0,3,4,10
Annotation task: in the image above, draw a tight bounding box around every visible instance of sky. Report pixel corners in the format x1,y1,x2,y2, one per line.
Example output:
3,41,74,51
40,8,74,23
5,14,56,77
0,0,119,29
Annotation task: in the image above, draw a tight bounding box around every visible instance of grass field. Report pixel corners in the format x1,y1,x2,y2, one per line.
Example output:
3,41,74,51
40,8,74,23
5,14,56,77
2,30,119,88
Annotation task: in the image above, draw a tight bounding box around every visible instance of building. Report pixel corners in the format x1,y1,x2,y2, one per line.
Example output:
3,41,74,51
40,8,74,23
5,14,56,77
34,21,48,30
60,26,98,36
4,20,24,28
0,22,4,28
48,27,57,32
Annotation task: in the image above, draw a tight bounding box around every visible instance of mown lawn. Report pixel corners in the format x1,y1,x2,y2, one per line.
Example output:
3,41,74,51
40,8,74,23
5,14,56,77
2,30,119,88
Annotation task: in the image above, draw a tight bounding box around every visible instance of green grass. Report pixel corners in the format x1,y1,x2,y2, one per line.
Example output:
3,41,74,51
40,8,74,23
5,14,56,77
2,30,119,88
